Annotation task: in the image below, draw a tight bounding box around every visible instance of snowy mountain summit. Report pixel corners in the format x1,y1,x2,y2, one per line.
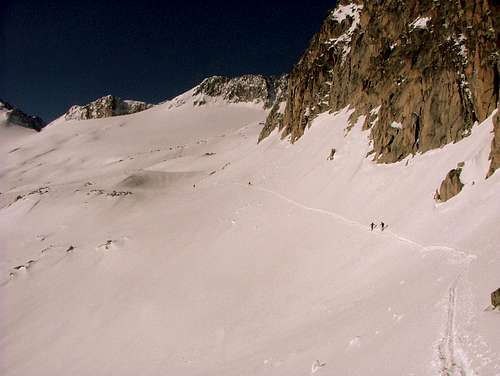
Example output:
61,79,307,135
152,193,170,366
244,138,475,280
64,95,153,120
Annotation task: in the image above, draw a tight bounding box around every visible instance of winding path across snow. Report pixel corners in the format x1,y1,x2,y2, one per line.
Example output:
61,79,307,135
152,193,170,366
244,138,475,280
238,182,473,260
235,182,476,375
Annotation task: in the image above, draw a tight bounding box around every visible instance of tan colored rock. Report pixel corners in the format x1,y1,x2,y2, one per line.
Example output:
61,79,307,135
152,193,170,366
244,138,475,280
260,0,500,165
435,166,464,202
486,109,500,178
492,287,500,307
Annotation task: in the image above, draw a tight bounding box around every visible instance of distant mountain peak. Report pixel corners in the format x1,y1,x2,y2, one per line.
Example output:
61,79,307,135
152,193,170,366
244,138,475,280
191,74,287,108
64,95,153,121
0,99,46,132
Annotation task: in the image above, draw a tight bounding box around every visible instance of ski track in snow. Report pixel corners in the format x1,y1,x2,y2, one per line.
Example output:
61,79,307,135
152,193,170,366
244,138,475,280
237,182,473,260
235,182,477,375
438,275,476,376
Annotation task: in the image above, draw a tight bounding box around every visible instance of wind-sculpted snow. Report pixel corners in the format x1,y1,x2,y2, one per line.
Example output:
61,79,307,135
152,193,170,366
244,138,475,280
0,100,499,375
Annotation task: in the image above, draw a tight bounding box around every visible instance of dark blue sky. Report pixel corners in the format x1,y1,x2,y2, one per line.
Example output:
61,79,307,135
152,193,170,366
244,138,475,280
1,0,335,121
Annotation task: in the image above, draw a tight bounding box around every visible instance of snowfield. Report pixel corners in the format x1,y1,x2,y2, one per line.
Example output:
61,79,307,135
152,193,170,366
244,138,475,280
1,94,499,376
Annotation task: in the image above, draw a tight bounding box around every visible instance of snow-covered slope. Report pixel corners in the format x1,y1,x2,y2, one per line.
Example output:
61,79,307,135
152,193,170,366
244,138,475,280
0,106,31,147
1,93,499,375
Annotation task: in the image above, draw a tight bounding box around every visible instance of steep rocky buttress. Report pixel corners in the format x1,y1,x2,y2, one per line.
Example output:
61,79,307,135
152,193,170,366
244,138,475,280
260,0,499,176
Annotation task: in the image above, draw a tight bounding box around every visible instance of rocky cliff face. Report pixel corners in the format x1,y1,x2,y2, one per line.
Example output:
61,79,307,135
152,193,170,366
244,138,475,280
260,0,499,174
192,75,287,108
0,100,46,131
64,95,153,121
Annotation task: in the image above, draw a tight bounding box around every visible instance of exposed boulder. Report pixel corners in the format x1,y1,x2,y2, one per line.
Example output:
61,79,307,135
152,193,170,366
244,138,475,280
435,164,465,202
486,109,500,178
259,0,499,164
0,100,46,131
327,148,336,160
64,95,153,121
492,287,500,308
193,74,287,109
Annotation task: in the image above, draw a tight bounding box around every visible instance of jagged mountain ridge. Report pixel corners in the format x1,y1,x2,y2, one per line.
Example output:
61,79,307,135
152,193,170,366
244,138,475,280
5,1,499,184
192,74,287,108
64,95,153,121
0,100,46,132
60,75,286,121
260,0,499,175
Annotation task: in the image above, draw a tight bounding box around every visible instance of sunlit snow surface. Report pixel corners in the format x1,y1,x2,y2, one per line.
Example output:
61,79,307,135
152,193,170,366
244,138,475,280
330,3,362,24
326,3,363,62
1,95,499,375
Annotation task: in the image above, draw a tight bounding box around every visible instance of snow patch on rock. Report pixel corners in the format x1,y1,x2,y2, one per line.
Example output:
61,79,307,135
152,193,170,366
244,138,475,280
410,16,431,30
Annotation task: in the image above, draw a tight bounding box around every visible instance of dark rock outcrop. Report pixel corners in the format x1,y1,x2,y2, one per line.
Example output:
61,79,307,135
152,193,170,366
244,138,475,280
0,100,46,131
492,287,500,307
487,110,500,178
259,0,499,164
327,148,336,160
257,76,289,141
435,164,464,202
64,95,153,121
193,74,287,109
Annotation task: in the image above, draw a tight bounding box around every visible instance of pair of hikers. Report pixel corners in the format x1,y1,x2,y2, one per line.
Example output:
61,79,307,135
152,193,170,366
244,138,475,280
370,222,386,231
